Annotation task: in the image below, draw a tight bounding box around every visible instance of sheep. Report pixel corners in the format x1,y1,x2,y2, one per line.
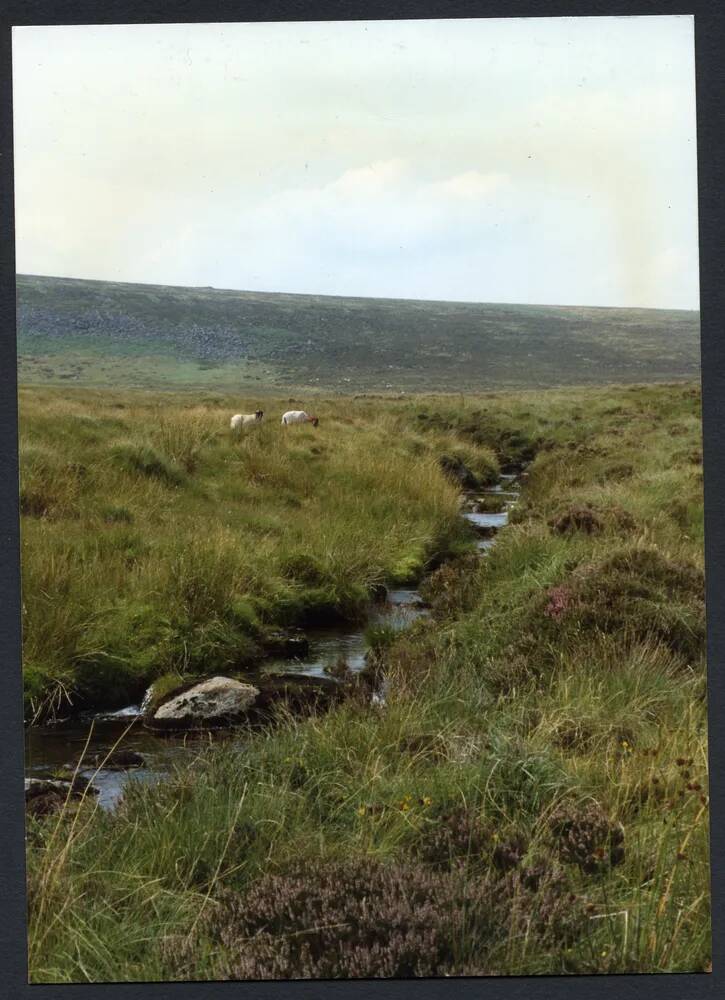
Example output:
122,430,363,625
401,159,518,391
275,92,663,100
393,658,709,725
281,410,319,427
230,409,264,431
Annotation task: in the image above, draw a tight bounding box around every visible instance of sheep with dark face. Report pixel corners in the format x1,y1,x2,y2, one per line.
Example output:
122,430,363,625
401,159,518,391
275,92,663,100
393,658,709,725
281,410,319,427
231,409,264,431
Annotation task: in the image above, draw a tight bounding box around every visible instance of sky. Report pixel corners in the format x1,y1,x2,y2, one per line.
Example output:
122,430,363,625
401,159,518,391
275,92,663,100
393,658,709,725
12,16,699,309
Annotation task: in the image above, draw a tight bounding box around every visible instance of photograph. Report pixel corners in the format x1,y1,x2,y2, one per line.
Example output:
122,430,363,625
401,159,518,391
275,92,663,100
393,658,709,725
13,14,710,982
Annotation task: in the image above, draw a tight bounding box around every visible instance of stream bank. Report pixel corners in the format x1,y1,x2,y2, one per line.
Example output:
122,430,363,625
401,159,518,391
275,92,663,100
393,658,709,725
25,471,522,810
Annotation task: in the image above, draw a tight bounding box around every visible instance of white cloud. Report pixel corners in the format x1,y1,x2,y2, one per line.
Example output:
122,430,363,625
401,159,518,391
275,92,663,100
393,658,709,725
431,171,511,200
329,158,409,196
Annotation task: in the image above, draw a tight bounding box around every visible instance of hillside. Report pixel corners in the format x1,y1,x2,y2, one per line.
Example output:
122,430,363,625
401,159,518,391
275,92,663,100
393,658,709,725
16,274,701,392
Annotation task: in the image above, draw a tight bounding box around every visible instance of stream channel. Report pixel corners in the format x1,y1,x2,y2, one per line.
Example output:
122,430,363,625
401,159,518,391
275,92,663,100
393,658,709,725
25,473,522,810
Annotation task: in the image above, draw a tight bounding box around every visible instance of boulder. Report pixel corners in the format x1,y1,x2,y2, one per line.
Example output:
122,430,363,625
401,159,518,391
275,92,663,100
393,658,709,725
147,676,260,731
143,669,348,733
438,455,479,490
93,748,146,770
25,776,98,818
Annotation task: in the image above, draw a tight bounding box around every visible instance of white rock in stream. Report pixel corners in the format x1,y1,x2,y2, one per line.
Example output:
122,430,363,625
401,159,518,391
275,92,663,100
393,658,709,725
153,676,260,727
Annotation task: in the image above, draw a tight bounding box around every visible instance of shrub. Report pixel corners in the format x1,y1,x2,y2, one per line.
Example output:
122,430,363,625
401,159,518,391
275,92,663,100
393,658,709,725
516,545,705,666
413,806,494,870
549,505,603,536
548,503,635,537
166,858,584,980
549,801,625,874
418,555,481,617
163,851,593,981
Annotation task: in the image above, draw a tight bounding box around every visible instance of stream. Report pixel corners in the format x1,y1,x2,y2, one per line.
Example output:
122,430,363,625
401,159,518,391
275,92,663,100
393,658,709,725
25,473,521,810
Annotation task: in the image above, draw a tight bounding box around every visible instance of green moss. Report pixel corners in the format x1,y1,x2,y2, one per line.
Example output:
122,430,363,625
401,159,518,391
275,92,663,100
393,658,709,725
390,552,426,585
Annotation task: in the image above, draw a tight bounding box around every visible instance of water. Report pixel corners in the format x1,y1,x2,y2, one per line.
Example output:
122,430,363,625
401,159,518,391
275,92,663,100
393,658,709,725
25,474,521,810
23,591,428,810
463,510,509,530
25,716,191,810
262,589,428,680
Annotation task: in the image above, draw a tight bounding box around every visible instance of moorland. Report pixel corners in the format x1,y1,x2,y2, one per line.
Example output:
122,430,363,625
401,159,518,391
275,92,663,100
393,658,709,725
22,380,710,980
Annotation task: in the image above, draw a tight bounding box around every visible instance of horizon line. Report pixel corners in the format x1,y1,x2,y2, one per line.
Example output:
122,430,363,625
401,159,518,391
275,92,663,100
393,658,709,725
16,271,701,315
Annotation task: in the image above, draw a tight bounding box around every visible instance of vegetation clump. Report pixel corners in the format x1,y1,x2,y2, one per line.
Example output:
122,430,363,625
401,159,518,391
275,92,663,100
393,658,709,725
549,504,603,535
110,441,184,486
418,555,481,617
166,857,588,981
413,806,495,871
514,544,705,668
548,502,635,536
438,454,480,489
548,801,625,874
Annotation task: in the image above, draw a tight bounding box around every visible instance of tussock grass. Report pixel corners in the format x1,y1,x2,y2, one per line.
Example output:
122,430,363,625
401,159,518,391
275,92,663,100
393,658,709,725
19,388,473,718
23,381,709,980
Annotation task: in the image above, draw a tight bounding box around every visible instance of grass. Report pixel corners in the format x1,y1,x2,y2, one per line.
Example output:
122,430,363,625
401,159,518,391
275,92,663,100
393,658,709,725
23,380,710,980
19,387,491,720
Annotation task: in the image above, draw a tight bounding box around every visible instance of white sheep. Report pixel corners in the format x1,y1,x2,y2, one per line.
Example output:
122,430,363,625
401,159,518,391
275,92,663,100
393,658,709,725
281,410,319,427
230,409,264,431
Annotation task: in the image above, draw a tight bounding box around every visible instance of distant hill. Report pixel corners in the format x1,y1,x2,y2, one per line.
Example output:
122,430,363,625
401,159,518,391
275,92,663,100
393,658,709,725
16,274,701,392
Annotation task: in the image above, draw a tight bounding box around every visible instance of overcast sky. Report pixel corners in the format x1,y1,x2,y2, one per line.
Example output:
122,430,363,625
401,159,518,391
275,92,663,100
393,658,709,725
12,16,699,309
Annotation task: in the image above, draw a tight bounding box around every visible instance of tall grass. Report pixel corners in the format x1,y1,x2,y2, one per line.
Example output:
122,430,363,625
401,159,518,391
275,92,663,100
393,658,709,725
19,388,477,717
23,381,709,980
